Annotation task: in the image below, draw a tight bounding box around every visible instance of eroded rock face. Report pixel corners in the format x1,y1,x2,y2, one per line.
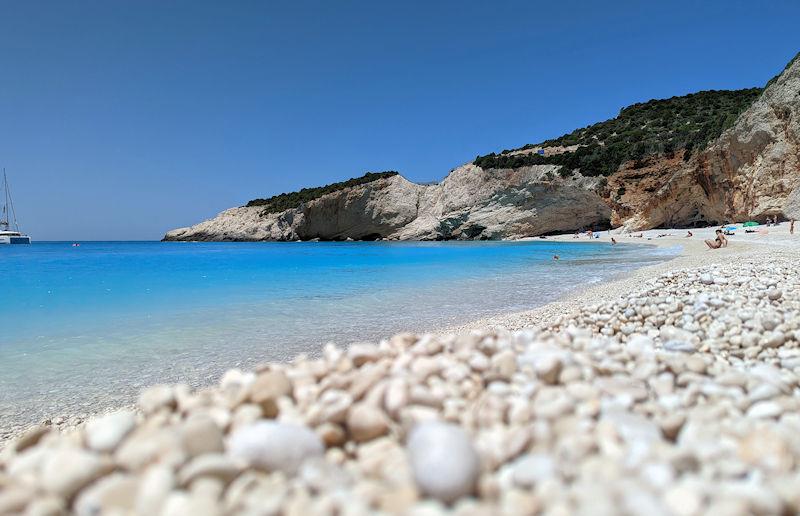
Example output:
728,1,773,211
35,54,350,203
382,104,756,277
165,56,800,240
703,56,800,223
164,175,424,242
164,165,610,241
608,55,800,230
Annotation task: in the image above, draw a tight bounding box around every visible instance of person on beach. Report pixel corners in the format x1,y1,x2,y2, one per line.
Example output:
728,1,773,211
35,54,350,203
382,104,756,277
791,219,795,235
705,229,728,249
686,231,693,238
611,237,617,245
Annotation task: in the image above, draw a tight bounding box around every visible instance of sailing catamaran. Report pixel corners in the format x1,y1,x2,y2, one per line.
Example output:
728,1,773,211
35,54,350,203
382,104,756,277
0,169,31,244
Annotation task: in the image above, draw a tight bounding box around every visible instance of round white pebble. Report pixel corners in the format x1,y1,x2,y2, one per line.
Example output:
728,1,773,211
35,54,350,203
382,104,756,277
407,422,480,503
227,421,324,474
85,410,136,452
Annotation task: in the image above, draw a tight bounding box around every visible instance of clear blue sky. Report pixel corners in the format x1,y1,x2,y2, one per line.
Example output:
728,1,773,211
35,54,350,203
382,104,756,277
2,1,798,240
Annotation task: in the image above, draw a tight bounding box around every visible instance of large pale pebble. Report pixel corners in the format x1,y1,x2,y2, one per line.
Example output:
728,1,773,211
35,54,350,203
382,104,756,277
626,335,655,357
40,448,111,498
0,486,36,514
747,401,783,419
219,369,256,407
10,425,49,453
347,403,390,442
348,343,381,367
761,315,781,331
138,384,175,414
407,422,480,503
250,370,292,418
178,453,241,486
115,427,185,471
660,326,697,352
762,331,786,349
748,383,780,402
227,421,324,474
27,498,68,516
85,410,136,452
161,490,221,516
74,473,138,516
490,349,517,378
535,356,562,385
512,453,555,488
664,485,702,516
309,389,353,424
663,340,697,353
136,465,175,516
384,378,409,416
180,416,225,458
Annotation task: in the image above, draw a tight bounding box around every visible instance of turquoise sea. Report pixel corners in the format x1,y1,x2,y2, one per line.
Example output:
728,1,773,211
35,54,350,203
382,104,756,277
1,241,677,427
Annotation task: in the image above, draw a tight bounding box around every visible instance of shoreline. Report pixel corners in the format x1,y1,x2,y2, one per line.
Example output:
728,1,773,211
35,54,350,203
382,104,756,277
447,222,796,335
0,237,670,444
3,225,800,513
1,224,794,447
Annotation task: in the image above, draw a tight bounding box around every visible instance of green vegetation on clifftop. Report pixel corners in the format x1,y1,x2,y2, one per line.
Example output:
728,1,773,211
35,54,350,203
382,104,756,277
246,171,399,214
474,88,762,176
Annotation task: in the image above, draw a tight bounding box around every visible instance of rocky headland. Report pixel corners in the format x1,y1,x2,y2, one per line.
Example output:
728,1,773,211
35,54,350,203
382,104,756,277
164,53,800,242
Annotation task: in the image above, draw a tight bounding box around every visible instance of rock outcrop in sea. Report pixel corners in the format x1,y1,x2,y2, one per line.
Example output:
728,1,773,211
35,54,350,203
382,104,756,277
164,53,800,242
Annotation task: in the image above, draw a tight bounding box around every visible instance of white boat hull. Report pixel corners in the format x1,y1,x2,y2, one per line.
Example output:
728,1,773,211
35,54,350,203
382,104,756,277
0,235,31,244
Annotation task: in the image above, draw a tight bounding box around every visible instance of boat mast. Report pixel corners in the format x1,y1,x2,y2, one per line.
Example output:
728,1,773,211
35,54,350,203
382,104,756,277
1,169,20,232
1,169,8,231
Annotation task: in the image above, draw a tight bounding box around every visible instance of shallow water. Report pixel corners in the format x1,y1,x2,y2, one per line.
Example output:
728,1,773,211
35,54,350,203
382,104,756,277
0,240,677,426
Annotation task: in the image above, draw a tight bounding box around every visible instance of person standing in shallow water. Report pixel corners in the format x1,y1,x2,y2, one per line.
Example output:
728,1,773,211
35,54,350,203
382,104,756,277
705,229,728,249
791,219,795,235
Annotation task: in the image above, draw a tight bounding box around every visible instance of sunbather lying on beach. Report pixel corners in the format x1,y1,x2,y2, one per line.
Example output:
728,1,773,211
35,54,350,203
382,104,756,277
705,229,728,249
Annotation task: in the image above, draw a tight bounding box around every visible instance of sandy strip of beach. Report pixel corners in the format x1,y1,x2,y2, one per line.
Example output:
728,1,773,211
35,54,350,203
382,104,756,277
447,222,799,335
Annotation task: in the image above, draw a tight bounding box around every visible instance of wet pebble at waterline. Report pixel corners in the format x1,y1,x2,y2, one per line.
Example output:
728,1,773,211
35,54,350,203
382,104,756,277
2,251,800,514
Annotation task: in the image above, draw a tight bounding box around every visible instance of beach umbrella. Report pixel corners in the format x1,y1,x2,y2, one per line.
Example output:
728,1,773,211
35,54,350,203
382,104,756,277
743,221,759,227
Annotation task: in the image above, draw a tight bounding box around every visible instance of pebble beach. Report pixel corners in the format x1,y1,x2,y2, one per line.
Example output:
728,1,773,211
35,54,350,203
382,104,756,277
2,224,800,515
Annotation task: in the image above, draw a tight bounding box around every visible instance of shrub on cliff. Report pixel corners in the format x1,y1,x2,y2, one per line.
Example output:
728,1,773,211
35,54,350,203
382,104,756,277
246,171,400,214
473,88,762,176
